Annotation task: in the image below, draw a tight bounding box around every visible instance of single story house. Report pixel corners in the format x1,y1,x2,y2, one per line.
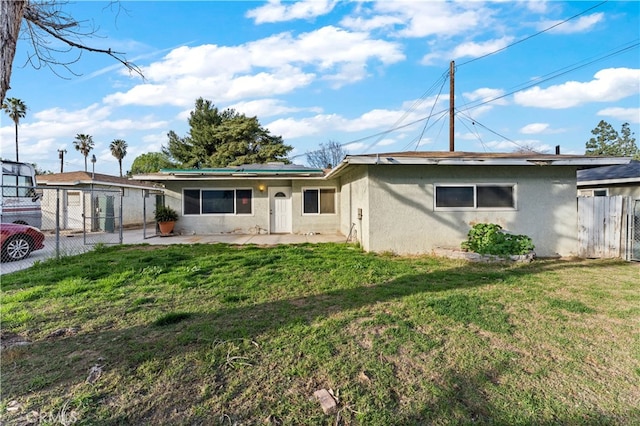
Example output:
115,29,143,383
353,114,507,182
577,160,640,198
133,152,629,258
37,171,160,231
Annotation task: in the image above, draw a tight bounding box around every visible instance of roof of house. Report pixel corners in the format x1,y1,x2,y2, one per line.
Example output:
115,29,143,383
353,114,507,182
129,153,632,182
37,171,159,189
133,162,325,181
325,151,632,179
577,160,640,186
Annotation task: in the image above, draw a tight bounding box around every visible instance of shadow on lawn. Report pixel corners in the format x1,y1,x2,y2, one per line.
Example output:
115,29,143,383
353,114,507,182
2,249,634,424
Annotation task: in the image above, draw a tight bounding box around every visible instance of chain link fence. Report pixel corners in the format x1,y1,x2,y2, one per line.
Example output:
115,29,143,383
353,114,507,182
1,186,148,274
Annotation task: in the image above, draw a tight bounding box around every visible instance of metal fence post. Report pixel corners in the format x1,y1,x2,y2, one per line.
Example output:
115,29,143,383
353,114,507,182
119,188,124,244
56,188,61,259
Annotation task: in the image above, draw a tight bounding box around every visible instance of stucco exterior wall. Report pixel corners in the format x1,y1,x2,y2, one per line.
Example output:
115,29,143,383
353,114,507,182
338,166,370,250
291,179,341,235
163,179,341,236
357,165,578,257
163,180,272,235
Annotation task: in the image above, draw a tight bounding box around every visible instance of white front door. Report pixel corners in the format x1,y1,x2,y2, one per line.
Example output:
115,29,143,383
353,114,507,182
269,187,292,233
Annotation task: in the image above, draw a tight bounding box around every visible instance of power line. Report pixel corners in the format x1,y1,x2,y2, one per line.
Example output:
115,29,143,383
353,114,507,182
362,69,449,153
457,1,610,67
414,74,449,151
296,4,635,159
457,40,639,115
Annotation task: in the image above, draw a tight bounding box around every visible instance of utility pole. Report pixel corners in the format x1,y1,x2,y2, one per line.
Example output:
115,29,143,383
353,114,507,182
57,149,67,173
449,60,455,152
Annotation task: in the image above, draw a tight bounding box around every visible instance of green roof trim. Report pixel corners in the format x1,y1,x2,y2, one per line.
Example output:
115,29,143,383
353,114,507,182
158,166,325,174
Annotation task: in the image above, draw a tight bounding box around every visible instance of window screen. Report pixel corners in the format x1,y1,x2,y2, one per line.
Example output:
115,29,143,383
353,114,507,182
236,189,252,214
184,190,200,215
184,189,252,215
477,186,514,208
435,186,474,208
303,189,319,214
435,184,515,209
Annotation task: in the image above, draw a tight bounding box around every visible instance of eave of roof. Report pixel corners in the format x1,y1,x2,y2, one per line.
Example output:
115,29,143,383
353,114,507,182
324,152,632,179
133,163,325,181
37,171,159,189
578,177,640,186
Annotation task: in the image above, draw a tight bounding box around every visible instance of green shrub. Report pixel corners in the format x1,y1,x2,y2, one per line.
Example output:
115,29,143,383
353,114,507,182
461,223,534,256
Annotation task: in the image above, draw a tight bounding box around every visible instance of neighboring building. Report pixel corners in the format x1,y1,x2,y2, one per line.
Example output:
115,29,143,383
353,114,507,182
37,172,160,231
133,152,629,258
577,160,640,198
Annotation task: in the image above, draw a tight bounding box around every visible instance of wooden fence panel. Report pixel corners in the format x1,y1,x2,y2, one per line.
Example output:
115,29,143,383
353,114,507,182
578,196,625,258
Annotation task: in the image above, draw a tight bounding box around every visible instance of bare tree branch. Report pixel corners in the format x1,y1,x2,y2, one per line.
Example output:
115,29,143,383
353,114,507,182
1,0,144,103
22,1,144,78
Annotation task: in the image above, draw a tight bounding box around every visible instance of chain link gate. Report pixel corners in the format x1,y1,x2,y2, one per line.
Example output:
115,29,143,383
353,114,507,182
81,188,124,246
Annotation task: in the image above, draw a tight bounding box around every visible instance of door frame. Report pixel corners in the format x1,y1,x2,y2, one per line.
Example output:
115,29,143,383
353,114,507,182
268,186,292,234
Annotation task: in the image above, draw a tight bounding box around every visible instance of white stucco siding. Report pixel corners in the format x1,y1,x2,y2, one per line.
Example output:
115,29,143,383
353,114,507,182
291,180,341,235
163,180,272,235
338,166,370,250
362,165,579,257
122,188,156,226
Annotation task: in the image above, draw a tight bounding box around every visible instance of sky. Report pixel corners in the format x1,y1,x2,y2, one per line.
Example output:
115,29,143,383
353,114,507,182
1,0,639,176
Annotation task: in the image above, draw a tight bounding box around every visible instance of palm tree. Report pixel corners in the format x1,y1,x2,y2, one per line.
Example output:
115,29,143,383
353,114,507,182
2,97,27,162
109,139,128,177
73,134,95,171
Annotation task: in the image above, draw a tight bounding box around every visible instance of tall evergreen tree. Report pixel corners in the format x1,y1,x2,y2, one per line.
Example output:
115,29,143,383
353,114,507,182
617,122,639,159
109,139,128,177
163,98,292,168
73,133,95,172
2,97,27,161
585,120,638,157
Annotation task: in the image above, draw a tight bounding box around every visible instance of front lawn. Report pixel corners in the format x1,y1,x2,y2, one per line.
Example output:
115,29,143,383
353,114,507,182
1,243,639,425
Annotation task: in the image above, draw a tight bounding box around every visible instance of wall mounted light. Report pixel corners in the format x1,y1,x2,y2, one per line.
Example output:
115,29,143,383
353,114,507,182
258,184,266,192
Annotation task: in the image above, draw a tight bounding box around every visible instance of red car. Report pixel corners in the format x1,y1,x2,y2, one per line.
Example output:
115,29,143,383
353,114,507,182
1,223,45,262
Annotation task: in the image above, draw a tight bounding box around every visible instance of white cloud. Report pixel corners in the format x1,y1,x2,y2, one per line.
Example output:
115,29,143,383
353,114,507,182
227,99,322,118
526,0,548,14
247,0,338,24
539,13,604,34
104,27,404,107
340,15,403,32
520,123,549,134
422,36,514,65
266,101,434,143
597,107,640,124
266,115,335,140
348,2,493,38
483,139,552,153
376,138,397,147
33,103,111,124
463,88,508,105
519,123,566,135
451,36,514,60
513,68,640,109
0,102,173,175
343,142,368,152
